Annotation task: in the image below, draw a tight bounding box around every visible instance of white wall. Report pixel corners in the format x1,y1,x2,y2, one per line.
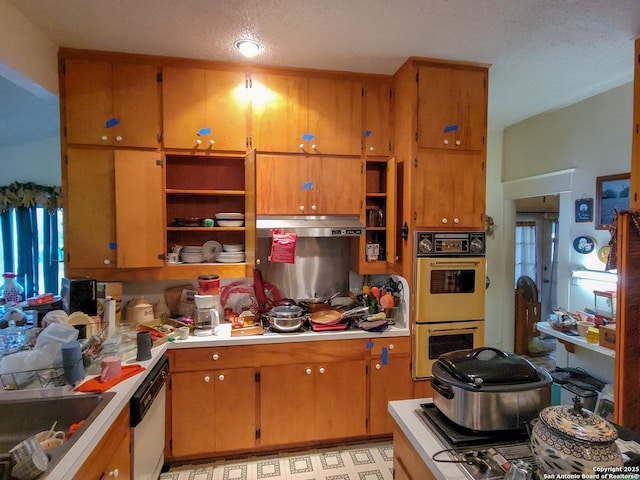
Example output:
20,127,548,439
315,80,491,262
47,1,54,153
0,136,60,185
494,83,633,352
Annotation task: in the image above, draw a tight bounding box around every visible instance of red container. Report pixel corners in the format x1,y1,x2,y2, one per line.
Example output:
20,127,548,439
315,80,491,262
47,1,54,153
198,275,220,295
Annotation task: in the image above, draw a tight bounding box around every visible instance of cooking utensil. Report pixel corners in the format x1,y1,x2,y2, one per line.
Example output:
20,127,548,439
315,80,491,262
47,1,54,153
531,397,622,474
309,306,369,325
431,347,552,431
265,304,309,331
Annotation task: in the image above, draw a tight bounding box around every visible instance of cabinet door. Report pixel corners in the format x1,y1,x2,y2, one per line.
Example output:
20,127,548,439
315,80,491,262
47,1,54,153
213,367,256,451
256,155,308,214
112,62,159,148
314,360,367,439
64,58,112,145
171,371,215,457
65,149,116,268
417,65,487,152
309,157,362,215
205,69,249,151
415,151,485,229
114,151,164,268
369,355,413,435
260,364,316,445
102,430,131,480
162,67,207,149
308,77,362,155
251,72,308,153
364,80,392,156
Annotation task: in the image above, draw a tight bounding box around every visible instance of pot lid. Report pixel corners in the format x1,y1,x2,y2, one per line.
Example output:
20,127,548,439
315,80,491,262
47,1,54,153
269,304,304,318
539,398,618,443
437,347,541,386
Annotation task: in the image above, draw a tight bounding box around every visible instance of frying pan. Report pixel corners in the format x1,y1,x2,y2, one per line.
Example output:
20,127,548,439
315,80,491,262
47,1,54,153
309,306,369,325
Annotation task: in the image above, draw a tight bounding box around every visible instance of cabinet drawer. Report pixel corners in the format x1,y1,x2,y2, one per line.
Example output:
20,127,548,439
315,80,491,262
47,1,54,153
170,346,254,372
368,337,411,356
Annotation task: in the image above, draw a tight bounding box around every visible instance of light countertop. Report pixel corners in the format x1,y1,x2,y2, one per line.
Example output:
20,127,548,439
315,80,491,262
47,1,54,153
388,398,467,480
6,324,409,479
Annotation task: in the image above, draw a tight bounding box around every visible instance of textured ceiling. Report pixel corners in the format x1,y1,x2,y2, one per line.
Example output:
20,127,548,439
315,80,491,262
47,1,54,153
2,0,640,146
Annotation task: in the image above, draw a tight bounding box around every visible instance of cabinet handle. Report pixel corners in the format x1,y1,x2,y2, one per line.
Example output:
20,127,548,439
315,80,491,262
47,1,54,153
369,146,375,152
441,218,448,224
311,205,317,211
218,374,225,381
115,135,122,142
375,364,381,370
299,144,305,150
195,139,202,145
305,368,312,375
311,144,317,151
455,140,461,146
209,139,215,146
204,375,211,382
109,468,119,478
103,259,110,265
212,354,219,361
389,344,394,350
453,217,460,224
443,139,449,145
100,135,108,142
319,367,325,374
299,206,305,212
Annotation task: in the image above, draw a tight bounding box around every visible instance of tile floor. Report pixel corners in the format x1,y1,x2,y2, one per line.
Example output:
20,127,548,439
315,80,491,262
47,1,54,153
160,441,394,480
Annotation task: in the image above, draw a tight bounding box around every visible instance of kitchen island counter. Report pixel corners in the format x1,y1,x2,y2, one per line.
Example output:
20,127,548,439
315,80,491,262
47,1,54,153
389,398,467,480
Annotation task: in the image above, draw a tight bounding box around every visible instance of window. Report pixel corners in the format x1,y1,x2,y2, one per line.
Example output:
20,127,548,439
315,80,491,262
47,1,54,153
515,221,536,285
0,183,63,299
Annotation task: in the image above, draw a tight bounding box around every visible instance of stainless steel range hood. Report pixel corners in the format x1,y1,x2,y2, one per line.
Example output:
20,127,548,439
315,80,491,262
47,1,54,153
256,216,365,238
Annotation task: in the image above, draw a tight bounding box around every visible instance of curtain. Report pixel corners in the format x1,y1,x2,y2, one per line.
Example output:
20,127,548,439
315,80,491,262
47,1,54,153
0,207,60,297
515,222,537,285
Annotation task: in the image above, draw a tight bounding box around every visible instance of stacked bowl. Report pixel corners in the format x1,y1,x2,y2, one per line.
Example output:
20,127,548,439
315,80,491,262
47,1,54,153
181,246,204,263
215,213,244,227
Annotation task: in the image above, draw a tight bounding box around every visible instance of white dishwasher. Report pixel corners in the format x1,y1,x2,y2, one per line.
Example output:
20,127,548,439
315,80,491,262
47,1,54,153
130,355,169,479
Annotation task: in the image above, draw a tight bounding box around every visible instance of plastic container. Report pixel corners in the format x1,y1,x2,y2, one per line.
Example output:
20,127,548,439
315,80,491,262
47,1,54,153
35,322,79,349
0,272,24,304
197,275,220,295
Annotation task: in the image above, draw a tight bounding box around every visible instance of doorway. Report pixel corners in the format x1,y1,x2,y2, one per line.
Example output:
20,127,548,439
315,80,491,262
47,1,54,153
514,195,559,361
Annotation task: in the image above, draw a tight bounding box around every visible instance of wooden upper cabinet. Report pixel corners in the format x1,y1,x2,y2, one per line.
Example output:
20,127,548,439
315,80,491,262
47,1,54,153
256,155,362,215
307,77,363,155
251,73,362,155
63,58,159,147
414,151,485,229
364,80,392,156
417,65,487,152
65,148,164,270
162,67,248,151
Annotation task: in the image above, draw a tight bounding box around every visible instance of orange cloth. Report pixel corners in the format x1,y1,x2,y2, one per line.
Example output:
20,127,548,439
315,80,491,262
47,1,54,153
75,364,145,393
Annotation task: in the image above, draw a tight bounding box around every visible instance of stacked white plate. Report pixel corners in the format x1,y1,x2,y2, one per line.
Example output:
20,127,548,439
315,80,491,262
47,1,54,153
222,244,244,252
215,212,245,227
215,251,246,263
181,246,204,263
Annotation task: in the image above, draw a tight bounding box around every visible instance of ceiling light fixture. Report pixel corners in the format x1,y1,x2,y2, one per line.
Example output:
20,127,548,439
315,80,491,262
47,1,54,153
235,39,261,58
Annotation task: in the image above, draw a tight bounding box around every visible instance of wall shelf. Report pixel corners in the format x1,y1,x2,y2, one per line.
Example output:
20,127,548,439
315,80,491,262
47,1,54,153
537,322,615,358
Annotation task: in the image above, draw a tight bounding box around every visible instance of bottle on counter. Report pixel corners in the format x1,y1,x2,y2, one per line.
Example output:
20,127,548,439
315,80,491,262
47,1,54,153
0,273,24,305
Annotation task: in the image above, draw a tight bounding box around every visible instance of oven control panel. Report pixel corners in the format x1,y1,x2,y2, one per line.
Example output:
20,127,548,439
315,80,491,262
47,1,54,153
416,231,485,256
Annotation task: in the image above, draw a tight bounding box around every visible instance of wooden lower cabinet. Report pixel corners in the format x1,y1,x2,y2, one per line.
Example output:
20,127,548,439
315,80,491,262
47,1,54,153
170,367,256,457
369,354,413,435
393,426,436,480
73,406,131,480
167,338,412,459
260,360,367,446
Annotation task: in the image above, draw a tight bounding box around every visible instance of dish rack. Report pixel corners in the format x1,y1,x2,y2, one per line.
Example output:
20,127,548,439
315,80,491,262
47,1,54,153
0,364,70,391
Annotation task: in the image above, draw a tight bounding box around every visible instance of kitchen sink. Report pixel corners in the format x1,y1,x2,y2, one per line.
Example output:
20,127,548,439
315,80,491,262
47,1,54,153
0,391,115,472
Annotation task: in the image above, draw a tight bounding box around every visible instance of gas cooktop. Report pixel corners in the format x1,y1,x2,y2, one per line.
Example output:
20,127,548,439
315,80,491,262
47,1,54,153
417,402,540,480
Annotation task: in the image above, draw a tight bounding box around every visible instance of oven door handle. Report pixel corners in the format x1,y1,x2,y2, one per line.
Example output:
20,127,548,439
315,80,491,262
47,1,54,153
429,261,480,268
432,377,455,400
428,326,478,335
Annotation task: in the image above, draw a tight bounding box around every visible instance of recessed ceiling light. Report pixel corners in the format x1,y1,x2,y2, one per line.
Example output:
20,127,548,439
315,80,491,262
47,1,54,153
235,39,261,58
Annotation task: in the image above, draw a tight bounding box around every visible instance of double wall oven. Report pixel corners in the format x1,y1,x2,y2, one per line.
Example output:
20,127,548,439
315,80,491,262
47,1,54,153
413,231,486,379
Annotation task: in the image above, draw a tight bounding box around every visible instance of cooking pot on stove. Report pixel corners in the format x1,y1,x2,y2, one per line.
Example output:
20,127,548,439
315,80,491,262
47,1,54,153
265,304,309,332
431,347,552,431
531,397,622,474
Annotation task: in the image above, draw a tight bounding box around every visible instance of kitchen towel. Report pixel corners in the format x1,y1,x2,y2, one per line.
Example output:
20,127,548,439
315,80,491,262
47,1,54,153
75,364,145,393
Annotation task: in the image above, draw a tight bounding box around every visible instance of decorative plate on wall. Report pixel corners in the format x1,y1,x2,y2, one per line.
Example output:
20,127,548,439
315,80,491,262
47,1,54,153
597,246,611,264
573,236,596,254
